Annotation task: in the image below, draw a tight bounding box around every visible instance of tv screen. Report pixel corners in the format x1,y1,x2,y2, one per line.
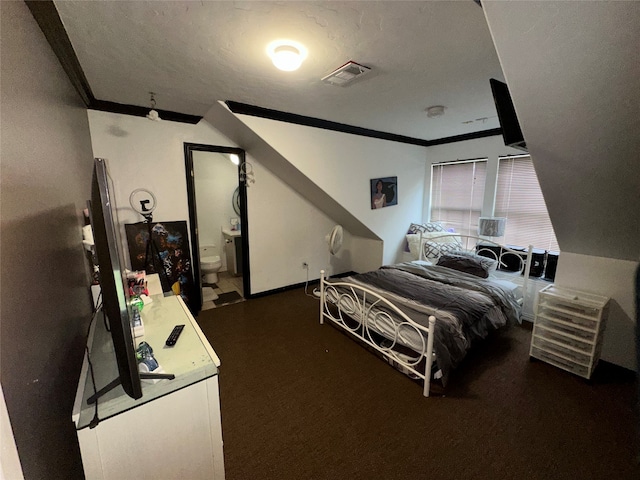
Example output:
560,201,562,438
490,78,528,152
89,158,143,401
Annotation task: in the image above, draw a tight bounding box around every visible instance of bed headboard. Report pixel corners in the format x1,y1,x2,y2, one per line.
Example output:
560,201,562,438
407,230,534,308
415,233,531,272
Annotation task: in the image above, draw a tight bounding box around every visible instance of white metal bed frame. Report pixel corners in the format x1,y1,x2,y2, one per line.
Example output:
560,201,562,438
417,234,534,311
319,235,533,397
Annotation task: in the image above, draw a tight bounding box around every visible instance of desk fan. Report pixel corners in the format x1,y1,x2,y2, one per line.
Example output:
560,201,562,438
312,225,344,298
325,224,344,278
326,225,344,256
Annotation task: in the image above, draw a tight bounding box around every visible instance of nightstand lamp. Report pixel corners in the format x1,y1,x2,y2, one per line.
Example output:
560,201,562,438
478,217,507,238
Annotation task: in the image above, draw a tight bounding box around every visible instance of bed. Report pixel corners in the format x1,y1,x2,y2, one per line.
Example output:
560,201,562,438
319,231,533,397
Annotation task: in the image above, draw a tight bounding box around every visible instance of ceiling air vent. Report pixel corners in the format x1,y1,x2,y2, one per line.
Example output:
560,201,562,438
321,61,371,86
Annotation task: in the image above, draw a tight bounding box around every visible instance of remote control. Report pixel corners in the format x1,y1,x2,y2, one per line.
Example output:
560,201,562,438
165,324,185,347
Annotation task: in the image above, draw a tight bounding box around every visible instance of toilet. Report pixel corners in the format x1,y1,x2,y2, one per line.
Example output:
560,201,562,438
200,245,222,285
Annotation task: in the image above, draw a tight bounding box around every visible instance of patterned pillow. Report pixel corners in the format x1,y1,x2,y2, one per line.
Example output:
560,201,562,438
408,222,445,234
405,223,433,251
405,222,446,253
405,224,422,252
422,240,460,261
424,222,446,232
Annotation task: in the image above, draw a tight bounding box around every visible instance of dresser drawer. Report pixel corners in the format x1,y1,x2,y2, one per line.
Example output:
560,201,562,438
530,346,590,378
531,335,592,367
537,302,599,331
534,323,594,354
535,314,597,342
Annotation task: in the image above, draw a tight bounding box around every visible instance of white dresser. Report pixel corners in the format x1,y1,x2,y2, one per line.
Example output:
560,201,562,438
73,294,225,480
530,284,609,379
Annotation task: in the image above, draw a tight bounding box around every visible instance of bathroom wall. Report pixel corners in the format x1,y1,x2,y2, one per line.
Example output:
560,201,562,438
193,150,239,271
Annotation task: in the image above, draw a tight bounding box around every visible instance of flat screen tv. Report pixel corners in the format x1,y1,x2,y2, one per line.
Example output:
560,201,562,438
88,157,143,402
490,78,528,152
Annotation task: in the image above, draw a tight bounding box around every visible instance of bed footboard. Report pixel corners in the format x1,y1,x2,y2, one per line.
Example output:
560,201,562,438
319,270,437,397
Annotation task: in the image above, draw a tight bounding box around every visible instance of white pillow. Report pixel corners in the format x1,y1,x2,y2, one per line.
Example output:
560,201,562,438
406,234,422,257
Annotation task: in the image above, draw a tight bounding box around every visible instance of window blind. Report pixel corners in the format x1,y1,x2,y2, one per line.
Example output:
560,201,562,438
495,155,559,251
430,159,487,237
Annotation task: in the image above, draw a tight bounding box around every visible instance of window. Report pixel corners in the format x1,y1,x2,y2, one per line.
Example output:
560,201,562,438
430,159,487,237
495,155,559,251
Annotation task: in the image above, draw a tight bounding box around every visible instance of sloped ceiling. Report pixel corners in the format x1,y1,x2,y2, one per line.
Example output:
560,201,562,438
203,100,378,239
483,1,640,262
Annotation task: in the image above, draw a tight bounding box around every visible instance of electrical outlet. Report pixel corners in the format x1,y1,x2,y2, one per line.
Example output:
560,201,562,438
302,262,308,269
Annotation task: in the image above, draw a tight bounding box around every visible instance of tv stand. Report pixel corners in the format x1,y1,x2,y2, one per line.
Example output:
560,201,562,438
86,371,176,404
73,294,224,479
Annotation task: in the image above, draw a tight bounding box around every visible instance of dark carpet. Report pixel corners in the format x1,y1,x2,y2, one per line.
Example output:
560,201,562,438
196,288,639,480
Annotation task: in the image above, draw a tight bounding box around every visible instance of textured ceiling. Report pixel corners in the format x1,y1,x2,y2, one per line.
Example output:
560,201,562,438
54,1,505,141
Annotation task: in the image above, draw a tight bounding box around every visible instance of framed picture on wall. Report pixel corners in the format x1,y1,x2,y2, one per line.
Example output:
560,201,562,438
370,176,397,209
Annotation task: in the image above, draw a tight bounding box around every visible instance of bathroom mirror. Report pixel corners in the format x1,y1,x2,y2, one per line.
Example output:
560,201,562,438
232,187,241,216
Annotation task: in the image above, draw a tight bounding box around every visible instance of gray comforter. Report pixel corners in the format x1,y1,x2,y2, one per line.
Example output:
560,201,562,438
326,262,521,386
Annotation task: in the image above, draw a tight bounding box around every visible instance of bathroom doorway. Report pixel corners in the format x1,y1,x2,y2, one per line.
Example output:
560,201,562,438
184,143,250,313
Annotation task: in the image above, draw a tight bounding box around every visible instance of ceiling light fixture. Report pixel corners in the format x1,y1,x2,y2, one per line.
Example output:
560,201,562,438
267,40,307,72
425,105,446,118
146,92,161,121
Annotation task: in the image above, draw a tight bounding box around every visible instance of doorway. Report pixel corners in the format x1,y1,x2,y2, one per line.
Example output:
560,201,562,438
184,143,250,314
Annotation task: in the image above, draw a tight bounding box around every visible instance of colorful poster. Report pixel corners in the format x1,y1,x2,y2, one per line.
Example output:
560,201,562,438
125,221,194,309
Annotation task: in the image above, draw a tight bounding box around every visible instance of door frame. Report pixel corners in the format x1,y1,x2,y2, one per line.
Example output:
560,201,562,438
184,142,251,313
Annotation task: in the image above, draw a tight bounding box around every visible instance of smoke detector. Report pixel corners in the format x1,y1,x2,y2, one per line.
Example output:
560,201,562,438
425,105,446,118
321,61,371,86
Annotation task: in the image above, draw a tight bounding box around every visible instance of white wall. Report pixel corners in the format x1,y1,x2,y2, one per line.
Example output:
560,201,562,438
86,110,356,294
193,151,239,271
235,115,427,265
247,160,352,293
555,253,639,371
87,111,230,233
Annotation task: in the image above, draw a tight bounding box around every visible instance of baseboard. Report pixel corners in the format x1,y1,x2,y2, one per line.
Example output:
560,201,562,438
248,271,357,299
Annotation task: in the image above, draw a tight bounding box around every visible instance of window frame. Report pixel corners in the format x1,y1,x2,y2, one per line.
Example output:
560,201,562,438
429,158,488,237
428,154,559,252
